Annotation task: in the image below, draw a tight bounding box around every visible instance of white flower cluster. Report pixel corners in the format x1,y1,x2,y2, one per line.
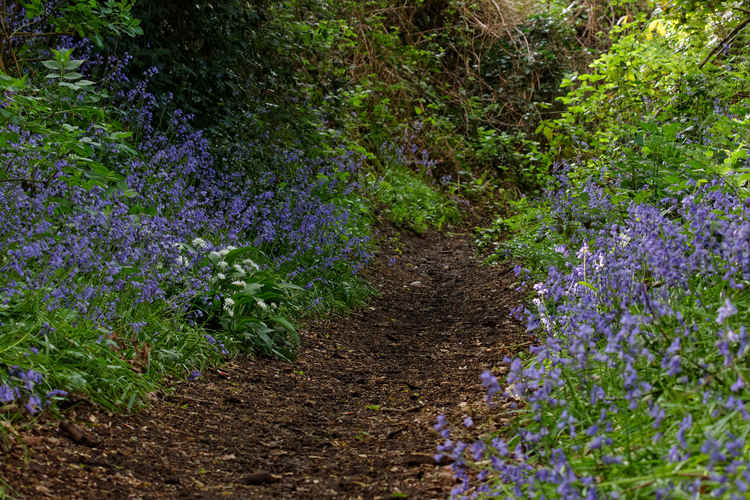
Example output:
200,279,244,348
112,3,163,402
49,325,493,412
183,241,271,318
207,247,264,296
192,238,210,250
223,297,235,317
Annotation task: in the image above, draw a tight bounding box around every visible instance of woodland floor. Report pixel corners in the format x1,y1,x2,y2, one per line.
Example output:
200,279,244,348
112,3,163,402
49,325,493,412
0,222,529,499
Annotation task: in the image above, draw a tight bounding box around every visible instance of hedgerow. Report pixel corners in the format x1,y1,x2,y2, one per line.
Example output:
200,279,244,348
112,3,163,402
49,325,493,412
0,1,373,414
0,0,471,419
449,2,750,498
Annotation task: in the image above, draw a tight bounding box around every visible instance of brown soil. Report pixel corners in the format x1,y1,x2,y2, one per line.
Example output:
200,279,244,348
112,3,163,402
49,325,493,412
0,225,527,499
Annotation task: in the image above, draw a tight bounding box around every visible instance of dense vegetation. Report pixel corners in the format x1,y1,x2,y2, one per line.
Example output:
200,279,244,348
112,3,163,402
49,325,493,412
1,0,749,498
0,0,575,416
444,1,750,498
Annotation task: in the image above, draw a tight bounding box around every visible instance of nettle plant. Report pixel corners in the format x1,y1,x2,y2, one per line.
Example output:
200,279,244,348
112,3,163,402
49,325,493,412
0,48,135,196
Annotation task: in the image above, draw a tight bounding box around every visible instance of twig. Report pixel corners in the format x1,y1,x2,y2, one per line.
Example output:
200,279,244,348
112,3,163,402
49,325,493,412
699,16,750,69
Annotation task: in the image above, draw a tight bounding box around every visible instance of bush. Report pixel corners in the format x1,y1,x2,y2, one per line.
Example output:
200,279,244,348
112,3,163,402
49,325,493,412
0,37,372,414
456,3,750,497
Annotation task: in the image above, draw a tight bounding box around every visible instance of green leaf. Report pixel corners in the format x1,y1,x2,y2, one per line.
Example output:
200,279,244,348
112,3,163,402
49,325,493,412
109,131,133,140
240,283,264,295
59,81,81,90
272,316,296,333
577,281,599,293
41,60,63,71
63,59,84,71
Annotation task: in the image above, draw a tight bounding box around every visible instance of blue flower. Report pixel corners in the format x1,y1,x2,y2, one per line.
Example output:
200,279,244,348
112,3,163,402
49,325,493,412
717,298,737,324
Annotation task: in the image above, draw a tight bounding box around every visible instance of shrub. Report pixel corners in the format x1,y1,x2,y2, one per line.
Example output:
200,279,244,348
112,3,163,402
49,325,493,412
458,3,750,497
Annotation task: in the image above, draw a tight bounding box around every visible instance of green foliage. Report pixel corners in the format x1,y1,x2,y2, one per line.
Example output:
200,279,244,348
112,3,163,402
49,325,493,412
107,0,288,129
24,0,143,41
195,245,302,362
541,6,750,199
369,165,459,234
476,196,562,272
0,49,136,195
0,284,220,412
0,1,141,75
494,2,750,266
330,3,590,190
475,127,547,189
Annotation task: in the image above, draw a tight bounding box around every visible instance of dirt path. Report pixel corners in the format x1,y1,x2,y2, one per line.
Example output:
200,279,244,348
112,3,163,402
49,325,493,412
1,225,527,499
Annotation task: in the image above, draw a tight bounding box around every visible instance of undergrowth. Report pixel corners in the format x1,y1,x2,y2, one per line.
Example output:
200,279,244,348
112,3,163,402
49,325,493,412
0,0,481,423
445,2,750,498
369,165,460,234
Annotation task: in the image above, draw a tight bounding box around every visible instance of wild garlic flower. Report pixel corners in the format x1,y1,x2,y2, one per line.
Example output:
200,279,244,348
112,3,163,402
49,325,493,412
192,237,209,250
218,246,237,257
216,273,226,281
232,264,246,277
231,280,246,287
223,297,235,317
242,259,260,271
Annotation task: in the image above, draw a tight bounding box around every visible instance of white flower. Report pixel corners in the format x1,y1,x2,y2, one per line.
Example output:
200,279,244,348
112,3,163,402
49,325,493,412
175,255,190,268
223,297,235,317
216,273,226,280
242,259,260,271
533,297,551,333
208,251,222,260
618,233,631,248
256,299,268,311
218,246,237,258
533,282,548,297
231,280,246,287
232,264,246,277
216,261,229,271
192,237,209,250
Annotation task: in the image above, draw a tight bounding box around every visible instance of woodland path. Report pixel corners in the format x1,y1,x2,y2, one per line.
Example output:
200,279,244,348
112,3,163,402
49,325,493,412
1,223,527,499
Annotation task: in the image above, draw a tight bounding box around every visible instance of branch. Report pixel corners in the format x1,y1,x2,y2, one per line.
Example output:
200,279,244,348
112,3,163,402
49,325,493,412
699,16,750,69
